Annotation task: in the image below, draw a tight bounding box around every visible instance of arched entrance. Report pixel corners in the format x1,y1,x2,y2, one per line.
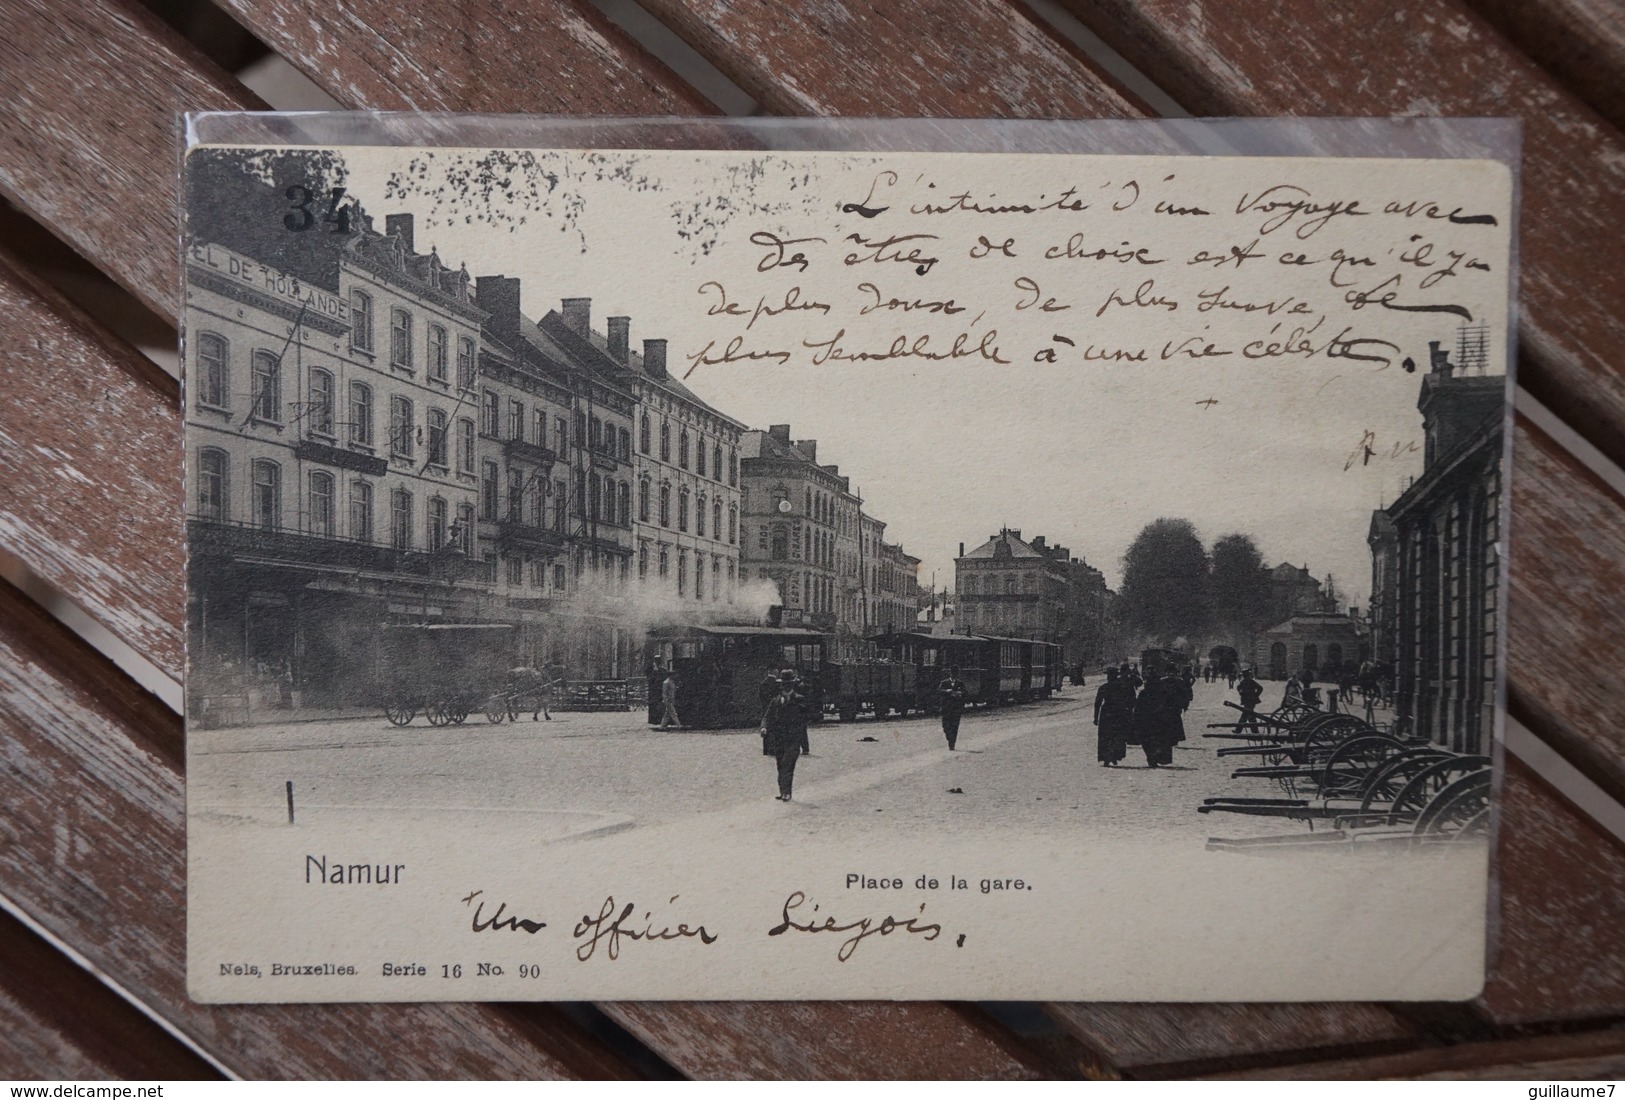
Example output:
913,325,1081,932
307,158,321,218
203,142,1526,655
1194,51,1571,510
1208,645,1239,675
1326,643,1344,675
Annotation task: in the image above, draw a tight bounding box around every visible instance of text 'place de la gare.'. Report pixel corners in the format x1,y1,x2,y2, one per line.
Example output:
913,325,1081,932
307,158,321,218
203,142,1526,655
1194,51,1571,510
184,167,1502,767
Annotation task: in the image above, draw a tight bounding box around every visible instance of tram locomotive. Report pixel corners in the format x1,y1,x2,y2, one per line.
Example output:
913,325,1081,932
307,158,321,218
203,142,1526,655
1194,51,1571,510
645,622,1063,729
646,624,830,728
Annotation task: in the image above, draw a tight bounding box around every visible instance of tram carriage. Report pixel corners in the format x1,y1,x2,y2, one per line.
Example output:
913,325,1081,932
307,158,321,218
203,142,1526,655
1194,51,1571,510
644,622,1065,729
1139,646,1188,681
646,624,830,729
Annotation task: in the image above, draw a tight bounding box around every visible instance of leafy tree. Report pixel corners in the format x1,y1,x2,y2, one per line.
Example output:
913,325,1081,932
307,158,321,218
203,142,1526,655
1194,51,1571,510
185,147,354,285
1118,518,1210,645
1208,533,1273,637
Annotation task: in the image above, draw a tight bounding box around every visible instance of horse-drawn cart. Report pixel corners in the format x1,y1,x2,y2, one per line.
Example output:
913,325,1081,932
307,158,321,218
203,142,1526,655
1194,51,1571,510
378,622,516,727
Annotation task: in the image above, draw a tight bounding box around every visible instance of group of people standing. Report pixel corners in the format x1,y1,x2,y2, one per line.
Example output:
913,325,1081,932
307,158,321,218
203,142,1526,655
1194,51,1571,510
1090,663,1195,768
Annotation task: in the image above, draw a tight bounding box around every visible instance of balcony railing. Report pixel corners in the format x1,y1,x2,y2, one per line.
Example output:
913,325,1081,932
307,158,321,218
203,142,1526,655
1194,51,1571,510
504,438,557,467
496,519,565,553
187,518,488,584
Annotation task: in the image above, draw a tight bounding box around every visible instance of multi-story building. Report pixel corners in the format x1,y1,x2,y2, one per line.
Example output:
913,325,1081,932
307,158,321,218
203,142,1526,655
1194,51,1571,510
872,542,922,634
471,277,640,679
953,530,1108,667
607,313,745,613
740,425,855,646
954,529,1066,641
186,214,489,714
1375,338,1504,753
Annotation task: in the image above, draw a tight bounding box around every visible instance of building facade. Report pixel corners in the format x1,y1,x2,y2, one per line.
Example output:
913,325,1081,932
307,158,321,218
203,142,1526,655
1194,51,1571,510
186,218,492,717
617,316,745,614
952,529,1109,667
1377,339,1504,754
738,425,919,658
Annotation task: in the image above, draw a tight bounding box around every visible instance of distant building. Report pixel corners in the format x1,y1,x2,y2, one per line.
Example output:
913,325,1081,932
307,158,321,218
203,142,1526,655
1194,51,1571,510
1253,613,1368,681
1375,338,1505,753
952,529,1108,665
739,425,859,647
1367,510,1399,669
1266,562,1332,623
739,425,919,656
873,542,922,634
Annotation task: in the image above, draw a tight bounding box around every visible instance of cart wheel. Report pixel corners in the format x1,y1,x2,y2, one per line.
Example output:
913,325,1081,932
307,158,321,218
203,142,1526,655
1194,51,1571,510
1413,770,1493,839
1317,734,1406,798
448,701,470,725
425,701,449,727
384,701,416,726
485,696,509,724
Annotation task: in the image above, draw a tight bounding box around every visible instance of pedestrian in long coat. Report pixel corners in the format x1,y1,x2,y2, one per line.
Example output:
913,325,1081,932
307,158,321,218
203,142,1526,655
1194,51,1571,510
1133,676,1178,767
760,670,808,801
1167,671,1192,745
938,669,968,750
1092,667,1135,766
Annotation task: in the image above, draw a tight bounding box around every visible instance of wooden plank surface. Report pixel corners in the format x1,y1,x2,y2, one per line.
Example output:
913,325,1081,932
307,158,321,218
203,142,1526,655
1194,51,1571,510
0,575,641,1080
1466,0,1625,135
0,906,221,1080
1040,1001,1419,1078
1043,759,1625,1076
600,1001,1044,1080
1507,422,1625,805
3,169,1623,1075
1206,1025,1625,1080
211,0,711,115
634,0,1141,116
0,251,183,679
0,253,1045,1077
1055,0,1625,471
0,0,262,320
1477,757,1625,1026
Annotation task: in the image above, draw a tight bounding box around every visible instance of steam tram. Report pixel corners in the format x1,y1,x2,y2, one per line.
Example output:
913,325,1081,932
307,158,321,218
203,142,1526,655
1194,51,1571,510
646,624,830,728
646,623,1062,729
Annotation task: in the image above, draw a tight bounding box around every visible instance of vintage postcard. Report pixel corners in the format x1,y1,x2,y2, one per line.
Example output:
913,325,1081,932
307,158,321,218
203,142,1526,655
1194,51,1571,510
182,119,1514,1001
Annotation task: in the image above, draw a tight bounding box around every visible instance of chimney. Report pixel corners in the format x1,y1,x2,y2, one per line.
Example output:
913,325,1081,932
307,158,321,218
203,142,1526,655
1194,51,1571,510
607,316,630,362
642,338,667,379
1010,529,1022,541
384,213,414,253
561,297,591,334
768,424,791,443
797,440,817,462
959,542,965,558
1428,340,1453,377
1031,536,1047,551
475,275,522,336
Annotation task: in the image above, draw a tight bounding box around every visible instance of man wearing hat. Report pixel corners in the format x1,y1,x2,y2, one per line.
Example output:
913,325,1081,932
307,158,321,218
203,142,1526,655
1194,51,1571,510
1237,667,1264,734
937,667,968,750
760,669,808,801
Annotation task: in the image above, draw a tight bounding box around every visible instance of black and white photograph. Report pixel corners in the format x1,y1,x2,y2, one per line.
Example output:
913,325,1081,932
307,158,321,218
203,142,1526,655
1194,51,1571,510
181,126,1514,1001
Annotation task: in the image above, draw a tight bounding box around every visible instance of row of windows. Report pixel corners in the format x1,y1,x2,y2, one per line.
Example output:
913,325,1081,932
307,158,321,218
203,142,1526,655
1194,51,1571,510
632,481,738,541
194,447,472,552
634,544,732,601
639,413,737,485
480,391,633,462
348,293,476,387
962,573,1039,596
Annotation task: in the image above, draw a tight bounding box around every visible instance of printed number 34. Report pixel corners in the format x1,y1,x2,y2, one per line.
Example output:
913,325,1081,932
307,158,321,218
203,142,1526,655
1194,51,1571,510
285,185,353,233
